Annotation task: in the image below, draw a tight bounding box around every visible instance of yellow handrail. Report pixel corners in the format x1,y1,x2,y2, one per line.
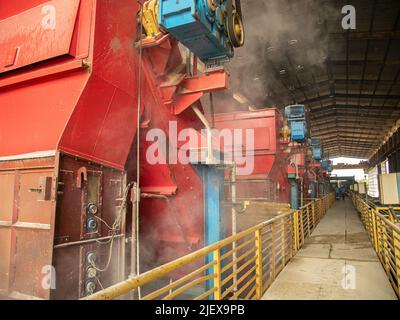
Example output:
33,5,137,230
83,193,335,300
351,192,400,298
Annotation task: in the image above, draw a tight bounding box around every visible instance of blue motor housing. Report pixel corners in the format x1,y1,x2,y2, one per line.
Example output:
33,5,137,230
291,121,307,142
322,160,329,170
311,138,322,161
285,105,308,143
312,147,322,161
158,0,234,62
285,105,306,119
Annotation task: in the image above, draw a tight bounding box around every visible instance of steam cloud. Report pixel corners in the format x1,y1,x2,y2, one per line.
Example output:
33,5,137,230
210,0,342,112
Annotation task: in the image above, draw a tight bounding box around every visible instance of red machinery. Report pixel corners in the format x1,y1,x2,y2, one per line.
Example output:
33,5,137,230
0,0,232,299
213,108,331,210
293,151,332,206
213,109,291,204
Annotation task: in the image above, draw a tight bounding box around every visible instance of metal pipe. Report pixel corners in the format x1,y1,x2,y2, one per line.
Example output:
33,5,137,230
133,3,145,299
309,169,317,181
300,177,304,207
293,156,299,179
186,49,192,76
290,180,299,210
209,92,215,128
130,183,138,298
193,55,198,76
53,235,124,249
192,104,213,164
230,162,238,292
141,193,170,201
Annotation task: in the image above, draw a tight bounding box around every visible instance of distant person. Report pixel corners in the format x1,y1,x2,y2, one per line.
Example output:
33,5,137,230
340,186,346,200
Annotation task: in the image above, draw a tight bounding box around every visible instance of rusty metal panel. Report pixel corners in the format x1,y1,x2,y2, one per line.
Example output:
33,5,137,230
52,154,127,299
11,229,54,299
52,239,125,300
0,0,80,73
0,172,15,292
11,168,56,299
0,158,56,299
0,172,14,223
17,170,54,226
0,229,11,292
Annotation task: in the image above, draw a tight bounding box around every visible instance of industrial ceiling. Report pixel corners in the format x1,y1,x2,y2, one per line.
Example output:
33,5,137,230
222,0,400,160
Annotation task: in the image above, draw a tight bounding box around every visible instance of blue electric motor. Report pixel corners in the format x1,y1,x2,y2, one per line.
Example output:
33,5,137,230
311,138,322,161
322,160,333,172
285,105,308,143
322,160,330,170
158,0,245,63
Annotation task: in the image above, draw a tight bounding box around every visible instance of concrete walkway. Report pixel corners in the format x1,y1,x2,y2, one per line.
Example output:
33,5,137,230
262,199,397,300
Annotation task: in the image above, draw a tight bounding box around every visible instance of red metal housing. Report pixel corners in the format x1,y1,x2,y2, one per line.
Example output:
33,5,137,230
213,109,291,203
0,0,228,299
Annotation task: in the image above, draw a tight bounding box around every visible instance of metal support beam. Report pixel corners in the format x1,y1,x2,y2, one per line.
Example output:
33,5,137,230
329,31,400,40
330,59,400,66
301,94,400,105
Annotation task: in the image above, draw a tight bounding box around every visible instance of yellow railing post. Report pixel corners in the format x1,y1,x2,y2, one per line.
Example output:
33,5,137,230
311,201,315,230
213,249,222,300
271,224,276,280
371,210,378,252
281,219,286,266
255,229,263,299
293,210,299,252
393,230,400,295
377,217,385,264
299,210,305,245
382,224,391,276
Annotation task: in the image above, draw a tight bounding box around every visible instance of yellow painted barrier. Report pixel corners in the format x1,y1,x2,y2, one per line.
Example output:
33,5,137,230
83,193,335,300
351,192,400,298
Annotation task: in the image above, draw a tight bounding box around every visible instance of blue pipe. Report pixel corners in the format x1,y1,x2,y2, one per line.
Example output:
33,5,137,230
202,166,225,247
196,165,225,299
310,181,316,199
290,180,299,209
319,183,325,197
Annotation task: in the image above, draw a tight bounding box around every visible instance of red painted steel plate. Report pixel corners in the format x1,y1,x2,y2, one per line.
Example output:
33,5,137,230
0,0,80,74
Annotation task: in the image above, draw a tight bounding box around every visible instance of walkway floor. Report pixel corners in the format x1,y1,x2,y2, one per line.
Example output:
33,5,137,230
262,199,397,300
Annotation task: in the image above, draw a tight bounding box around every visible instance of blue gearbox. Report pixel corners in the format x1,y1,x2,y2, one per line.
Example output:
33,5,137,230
311,138,322,161
285,105,308,143
158,0,244,63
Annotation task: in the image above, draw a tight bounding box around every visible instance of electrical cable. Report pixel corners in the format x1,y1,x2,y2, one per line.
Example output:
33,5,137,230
95,276,105,290
90,182,134,273
94,215,115,231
